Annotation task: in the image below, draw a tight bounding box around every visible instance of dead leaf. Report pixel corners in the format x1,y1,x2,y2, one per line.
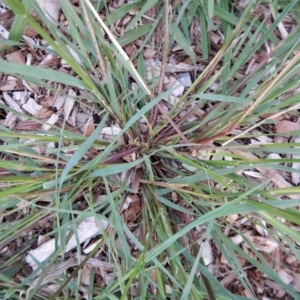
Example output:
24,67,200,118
291,273,300,292
124,44,136,58
143,48,157,59
5,51,25,64
275,120,300,133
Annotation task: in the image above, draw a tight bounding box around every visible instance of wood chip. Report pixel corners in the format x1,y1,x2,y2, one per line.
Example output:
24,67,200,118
245,236,278,253
292,137,300,185
200,240,213,266
26,217,108,269
3,92,26,121
22,98,43,116
277,269,293,285
41,113,59,130
64,88,76,119
36,0,59,22
231,149,300,199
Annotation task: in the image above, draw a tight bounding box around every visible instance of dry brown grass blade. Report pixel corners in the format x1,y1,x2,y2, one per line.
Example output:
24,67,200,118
83,0,151,95
81,0,107,81
230,149,300,199
84,0,193,153
149,0,170,129
232,50,300,129
223,102,300,146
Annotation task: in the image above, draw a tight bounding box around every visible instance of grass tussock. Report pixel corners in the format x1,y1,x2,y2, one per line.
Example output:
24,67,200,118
1,0,300,299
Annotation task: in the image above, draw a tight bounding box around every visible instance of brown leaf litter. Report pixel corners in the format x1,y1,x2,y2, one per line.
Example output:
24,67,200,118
0,1,300,299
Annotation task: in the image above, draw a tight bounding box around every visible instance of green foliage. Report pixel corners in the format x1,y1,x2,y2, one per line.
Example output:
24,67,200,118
1,0,300,299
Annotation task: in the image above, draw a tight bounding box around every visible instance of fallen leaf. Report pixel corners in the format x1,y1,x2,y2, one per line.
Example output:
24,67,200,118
5,51,25,64
143,48,157,59
275,120,300,133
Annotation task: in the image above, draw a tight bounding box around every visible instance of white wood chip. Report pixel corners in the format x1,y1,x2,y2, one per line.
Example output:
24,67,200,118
246,236,278,253
26,217,108,269
0,23,9,39
61,46,82,66
12,91,25,102
231,235,243,245
37,235,51,246
81,264,93,286
243,170,264,178
267,153,281,160
82,241,98,254
165,285,172,293
37,0,59,22
277,269,293,285
53,93,67,110
200,240,213,266
100,125,125,143
41,113,59,130
22,98,43,116
256,135,273,143
101,126,122,135
0,0,8,7
122,195,133,211
166,77,184,97
177,72,192,87
3,111,18,129
285,255,297,265
255,221,268,237
0,76,18,91
292,137,300,185
3,92,26,121
270,5,288,38
39,52,56,66
21,80,36,93
226,214,239,224
231,149,300,199
64,88,76,120
145,59,168,84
